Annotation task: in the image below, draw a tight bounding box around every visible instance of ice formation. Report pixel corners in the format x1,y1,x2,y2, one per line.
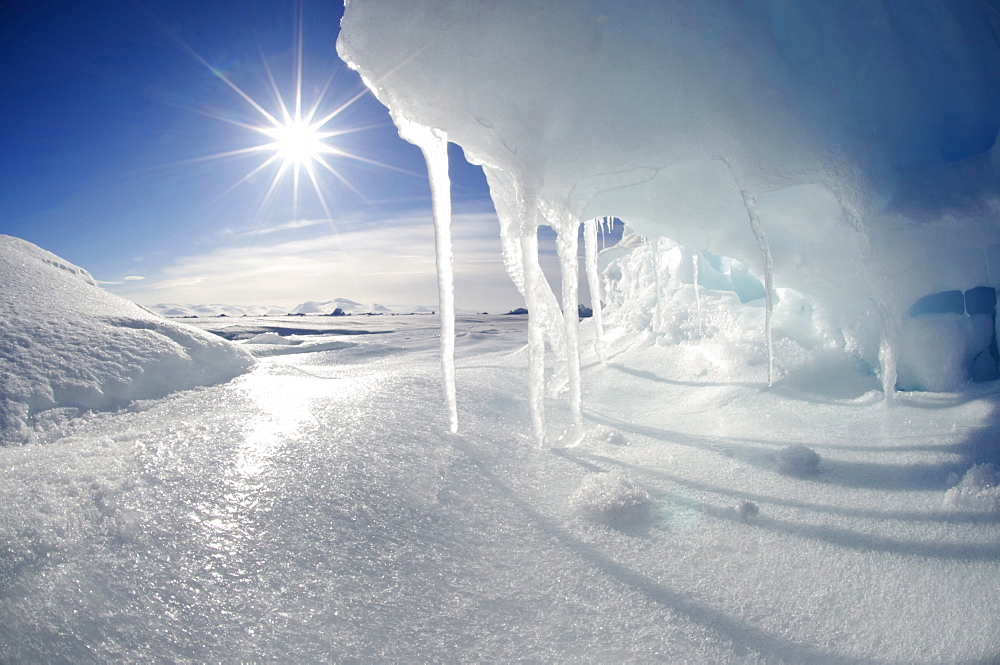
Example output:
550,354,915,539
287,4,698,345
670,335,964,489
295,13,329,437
395,117,459,433
338,0,1000,441
0,236,254,444
943,463,1000,513
582,217,606,361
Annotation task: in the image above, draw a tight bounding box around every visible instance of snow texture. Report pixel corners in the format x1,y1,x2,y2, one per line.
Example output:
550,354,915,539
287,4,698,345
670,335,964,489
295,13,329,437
2,309,999,662
0,236,254,444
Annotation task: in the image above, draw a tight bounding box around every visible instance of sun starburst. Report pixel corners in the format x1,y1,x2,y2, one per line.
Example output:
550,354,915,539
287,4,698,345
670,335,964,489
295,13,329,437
169,4,416,226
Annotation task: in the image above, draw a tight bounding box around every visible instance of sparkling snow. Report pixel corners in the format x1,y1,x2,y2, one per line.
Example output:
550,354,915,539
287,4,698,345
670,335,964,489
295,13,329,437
2,303,999,662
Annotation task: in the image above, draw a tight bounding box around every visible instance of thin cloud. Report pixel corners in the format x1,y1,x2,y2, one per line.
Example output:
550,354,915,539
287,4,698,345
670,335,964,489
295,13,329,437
238,218,332,237
106,209,548,312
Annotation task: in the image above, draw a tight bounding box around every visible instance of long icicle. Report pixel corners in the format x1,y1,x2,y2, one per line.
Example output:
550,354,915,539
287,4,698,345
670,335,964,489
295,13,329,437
583,217,606,363
397,118,458,432
520,226,548,445
740,190,774,387
556,219,584,447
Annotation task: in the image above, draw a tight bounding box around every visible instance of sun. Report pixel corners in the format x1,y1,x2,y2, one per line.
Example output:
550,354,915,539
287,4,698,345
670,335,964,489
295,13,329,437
265,115,329,169
171,4,410,223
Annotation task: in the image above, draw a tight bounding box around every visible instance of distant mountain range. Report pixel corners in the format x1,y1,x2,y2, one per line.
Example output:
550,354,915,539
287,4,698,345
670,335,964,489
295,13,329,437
147,298,454,318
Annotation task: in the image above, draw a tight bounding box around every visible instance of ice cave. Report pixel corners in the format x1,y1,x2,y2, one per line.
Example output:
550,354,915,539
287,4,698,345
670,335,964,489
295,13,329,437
338,0,1000,443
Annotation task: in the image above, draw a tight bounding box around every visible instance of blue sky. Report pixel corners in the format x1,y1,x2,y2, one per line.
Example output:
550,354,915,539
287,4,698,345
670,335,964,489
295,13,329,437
0,0,556,312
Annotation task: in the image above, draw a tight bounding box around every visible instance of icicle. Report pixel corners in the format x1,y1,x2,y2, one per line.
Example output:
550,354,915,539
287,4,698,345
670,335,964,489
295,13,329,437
650,237,663,334
555,218,584,447
692,251,703,337
740,190,774,387
520,228,548,445
396,117,458,433
583,217,606,362
878,329,898,404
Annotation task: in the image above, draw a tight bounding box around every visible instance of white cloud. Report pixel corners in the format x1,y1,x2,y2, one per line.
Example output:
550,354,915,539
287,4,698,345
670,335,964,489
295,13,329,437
123,275,145,281
106,210,558,313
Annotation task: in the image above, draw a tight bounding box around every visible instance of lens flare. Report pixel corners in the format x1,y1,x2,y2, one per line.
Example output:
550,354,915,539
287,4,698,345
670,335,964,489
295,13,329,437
169,3,418,224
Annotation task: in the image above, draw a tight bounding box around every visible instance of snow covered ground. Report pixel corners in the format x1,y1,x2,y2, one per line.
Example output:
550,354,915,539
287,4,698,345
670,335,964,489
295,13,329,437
3,309,998,662
148,298,448,319
0,235,254,445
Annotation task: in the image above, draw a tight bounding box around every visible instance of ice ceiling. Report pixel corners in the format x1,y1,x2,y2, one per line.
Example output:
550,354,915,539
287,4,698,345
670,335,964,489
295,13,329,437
338,0,1000,443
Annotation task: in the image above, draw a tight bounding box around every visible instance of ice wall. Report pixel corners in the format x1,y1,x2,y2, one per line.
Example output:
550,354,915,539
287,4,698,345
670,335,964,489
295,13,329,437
338,0,1000,434
0,236,255,444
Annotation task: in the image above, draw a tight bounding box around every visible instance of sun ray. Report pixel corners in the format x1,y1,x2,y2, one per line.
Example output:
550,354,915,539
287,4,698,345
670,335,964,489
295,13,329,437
204,152,285,208
258,43,292,127
304,160,335,221
164,144,277,169
180,40,283,130
163,0,434,228
294,2,304,123
321,146,426,177
314,155,377,206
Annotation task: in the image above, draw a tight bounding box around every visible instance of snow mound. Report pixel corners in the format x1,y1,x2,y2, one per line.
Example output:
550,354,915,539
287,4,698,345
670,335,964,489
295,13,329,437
777,444,821,476
243,332,297,345
570,471,654,529
736,500,760,521
943,463,1000,513
0,236,254,444
595,427,628,447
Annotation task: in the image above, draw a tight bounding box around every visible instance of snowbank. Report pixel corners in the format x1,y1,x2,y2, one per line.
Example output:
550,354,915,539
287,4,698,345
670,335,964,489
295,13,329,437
0,236,254,443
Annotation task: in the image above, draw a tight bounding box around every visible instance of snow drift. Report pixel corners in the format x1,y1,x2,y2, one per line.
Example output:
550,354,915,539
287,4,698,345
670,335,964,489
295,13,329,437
338,0,1000,441
0,236,254,444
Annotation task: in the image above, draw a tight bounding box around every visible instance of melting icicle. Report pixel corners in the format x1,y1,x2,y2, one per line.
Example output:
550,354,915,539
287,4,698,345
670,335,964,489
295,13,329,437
520,227,548,444
692,252,703,337
583,217,606,362
395,117,458,432
740,190,774,387
555,218,584,448
879,329,899,403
